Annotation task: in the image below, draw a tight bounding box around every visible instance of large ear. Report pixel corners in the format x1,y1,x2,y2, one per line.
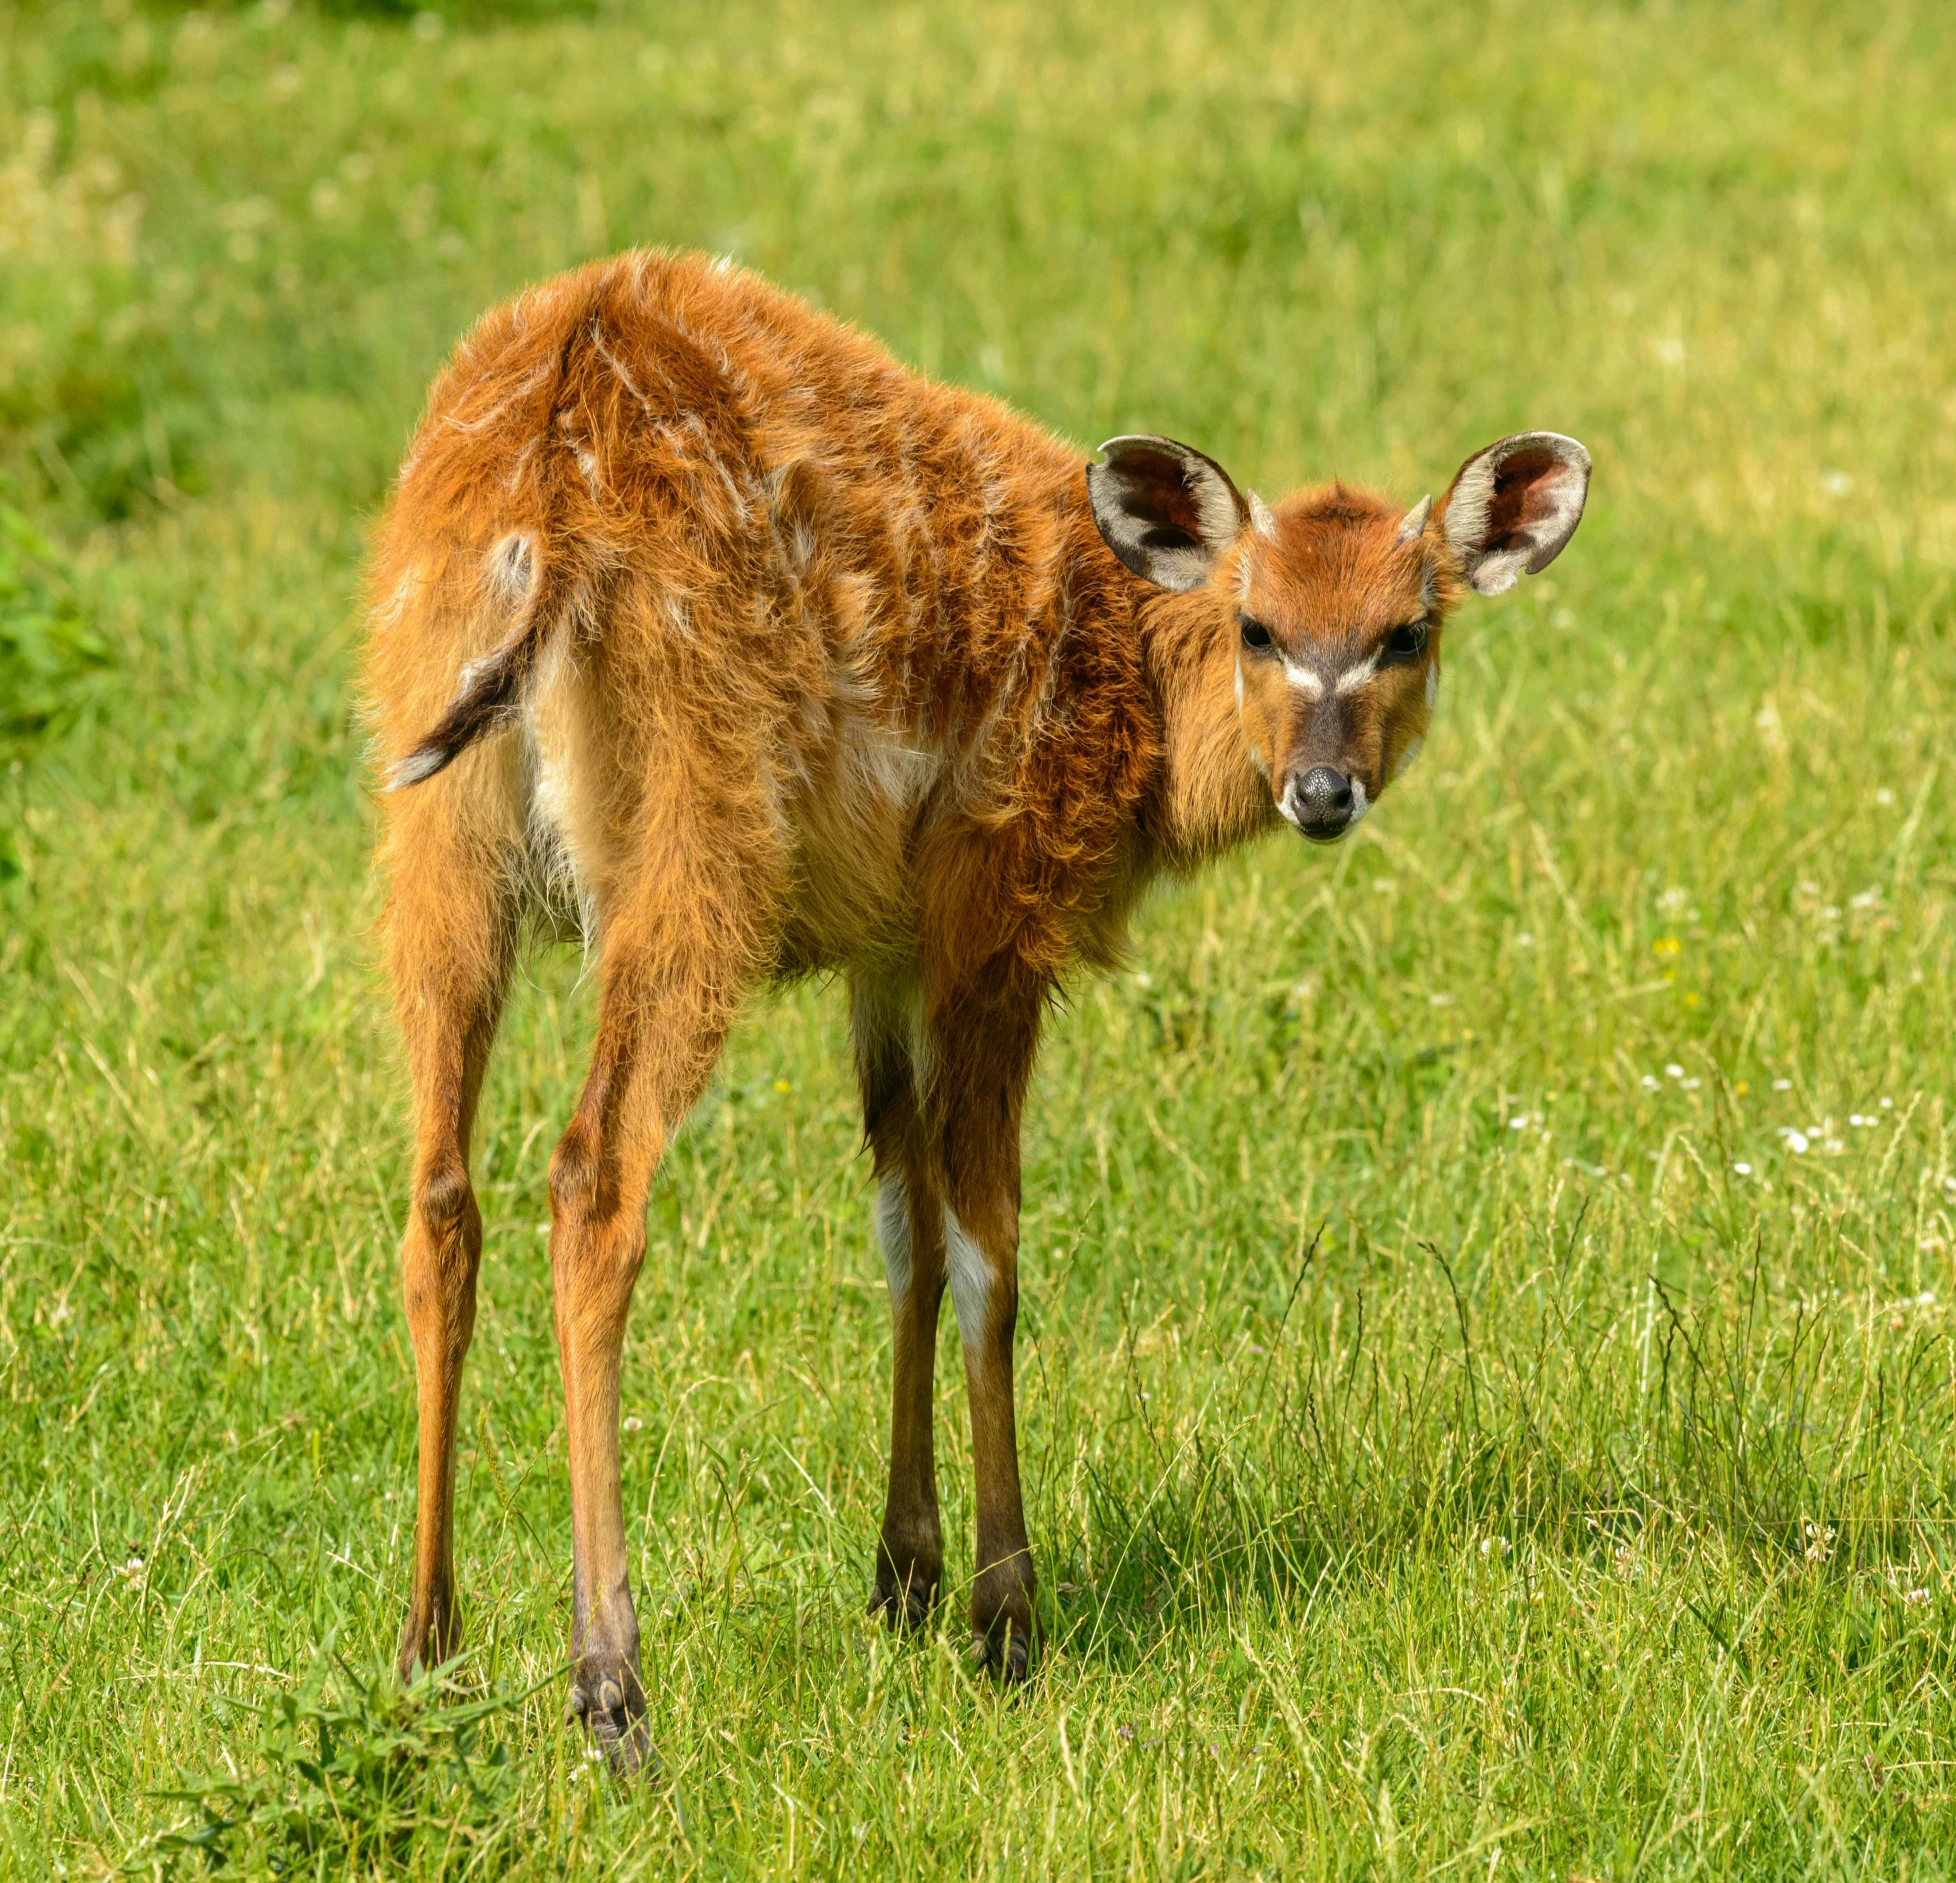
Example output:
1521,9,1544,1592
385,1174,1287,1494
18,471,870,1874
1086,434,1249,592
1438,432,1591,597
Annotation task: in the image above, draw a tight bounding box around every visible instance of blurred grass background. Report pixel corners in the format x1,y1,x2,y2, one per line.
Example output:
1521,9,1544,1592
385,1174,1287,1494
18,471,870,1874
3,0,1956,1875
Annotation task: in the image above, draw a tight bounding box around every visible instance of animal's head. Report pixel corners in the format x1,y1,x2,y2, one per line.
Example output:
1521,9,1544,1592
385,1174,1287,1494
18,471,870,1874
1087,431,1590,842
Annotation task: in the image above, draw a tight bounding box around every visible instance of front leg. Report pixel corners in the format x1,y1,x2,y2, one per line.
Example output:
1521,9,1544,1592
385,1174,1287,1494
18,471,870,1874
928,969,1044,1680
872,1157,947,1627
851,972,947,1628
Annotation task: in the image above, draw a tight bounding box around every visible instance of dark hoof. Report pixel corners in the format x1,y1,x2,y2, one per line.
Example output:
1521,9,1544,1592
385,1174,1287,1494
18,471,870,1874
968,1620,1033,1683
870,1568,938,1631
568,1666,657,1780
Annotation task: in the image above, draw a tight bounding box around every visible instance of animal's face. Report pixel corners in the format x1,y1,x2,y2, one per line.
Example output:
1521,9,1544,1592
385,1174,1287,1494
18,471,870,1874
1231,492,1442,841
1087,432,1591,843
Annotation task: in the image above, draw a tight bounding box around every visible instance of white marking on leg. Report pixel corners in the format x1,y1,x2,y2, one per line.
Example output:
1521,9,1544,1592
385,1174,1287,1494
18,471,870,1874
523,636,598,949
876,1172,912,1314
943,1208,992,1348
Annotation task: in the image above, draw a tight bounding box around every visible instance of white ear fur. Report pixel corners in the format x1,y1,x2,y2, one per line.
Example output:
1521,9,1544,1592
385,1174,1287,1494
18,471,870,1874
1395,495,1432,544
1249,491,1276,539
1441,433,1591,597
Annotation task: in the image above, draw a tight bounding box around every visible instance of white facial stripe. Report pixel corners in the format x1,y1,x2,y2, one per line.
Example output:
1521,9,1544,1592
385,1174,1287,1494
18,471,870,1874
1334,653,1382,696
1425,666,1440,710
1283,659,1325,700
876,1173,911,1312
943,1207,992,1347
1277,777,1304,831
1348,777,1371,824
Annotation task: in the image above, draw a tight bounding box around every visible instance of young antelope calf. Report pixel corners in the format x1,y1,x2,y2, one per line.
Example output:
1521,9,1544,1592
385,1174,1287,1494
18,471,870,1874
365,250,1589,1772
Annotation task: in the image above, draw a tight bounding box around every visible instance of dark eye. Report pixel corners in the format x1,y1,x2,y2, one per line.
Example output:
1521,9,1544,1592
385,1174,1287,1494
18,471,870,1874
1240,615,1273,652
1383,620,1428,661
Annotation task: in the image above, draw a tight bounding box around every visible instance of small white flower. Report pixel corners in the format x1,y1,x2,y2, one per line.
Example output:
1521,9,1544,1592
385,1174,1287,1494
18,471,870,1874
1849,1114,1869,1127
1641,1075,1661,1092
1732,1162,1752,1176
1918,1291,1937,1308
1681,1078,1701,1091
1773,1078,1793,1091
1515,932,1534,948
1880,1097,1894,1109
623,1415,643,1433
1779,1129,1811,1154
1666,1063,1685,1079
1819,469,1853,496
1908,1587,1931,1605
1509,1115,1530,1130
1875,787,1896,806
1429,993,1454,1008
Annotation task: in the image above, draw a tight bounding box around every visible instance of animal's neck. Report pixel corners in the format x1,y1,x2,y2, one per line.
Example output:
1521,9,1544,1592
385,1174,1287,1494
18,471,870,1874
1134,587,1273,872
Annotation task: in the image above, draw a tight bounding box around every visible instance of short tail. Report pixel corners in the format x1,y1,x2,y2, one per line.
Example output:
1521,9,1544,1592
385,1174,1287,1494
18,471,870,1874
386,545,574,791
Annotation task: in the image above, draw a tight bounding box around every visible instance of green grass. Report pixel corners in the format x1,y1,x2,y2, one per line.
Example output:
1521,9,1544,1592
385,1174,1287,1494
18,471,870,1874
4,0,1956,1874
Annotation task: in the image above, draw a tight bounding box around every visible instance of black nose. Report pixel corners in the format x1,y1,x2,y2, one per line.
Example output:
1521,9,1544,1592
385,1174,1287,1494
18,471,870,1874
1292,766,1354,838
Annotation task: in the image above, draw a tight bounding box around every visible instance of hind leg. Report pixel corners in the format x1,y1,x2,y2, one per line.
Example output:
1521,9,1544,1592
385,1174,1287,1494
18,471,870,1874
549,819,768,1775
383,774,518,1679
853,973,948,1628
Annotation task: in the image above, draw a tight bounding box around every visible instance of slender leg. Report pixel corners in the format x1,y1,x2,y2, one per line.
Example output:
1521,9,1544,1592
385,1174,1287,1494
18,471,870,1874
927,963,1046,1679
385,793,515,1680
550,860,760,1775
852,974,947,1626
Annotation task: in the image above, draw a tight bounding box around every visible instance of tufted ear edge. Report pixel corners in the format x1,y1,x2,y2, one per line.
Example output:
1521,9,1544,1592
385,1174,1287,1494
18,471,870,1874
1438,432,1591,597
1086,434,1248,593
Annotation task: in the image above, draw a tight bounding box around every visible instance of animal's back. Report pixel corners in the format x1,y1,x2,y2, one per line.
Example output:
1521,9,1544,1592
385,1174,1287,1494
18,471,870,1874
364,251,1157,977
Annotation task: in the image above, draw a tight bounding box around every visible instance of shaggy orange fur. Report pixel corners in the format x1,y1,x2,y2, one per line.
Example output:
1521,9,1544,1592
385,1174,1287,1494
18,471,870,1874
363,249,1590,1773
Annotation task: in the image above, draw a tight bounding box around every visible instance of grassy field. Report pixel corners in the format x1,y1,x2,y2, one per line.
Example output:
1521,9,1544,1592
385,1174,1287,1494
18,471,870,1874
4,0,1956,1874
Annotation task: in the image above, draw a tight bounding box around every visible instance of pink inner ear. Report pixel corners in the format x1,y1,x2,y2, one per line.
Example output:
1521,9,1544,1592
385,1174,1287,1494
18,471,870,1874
1117,451,1208,542
1484,449,1571,547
